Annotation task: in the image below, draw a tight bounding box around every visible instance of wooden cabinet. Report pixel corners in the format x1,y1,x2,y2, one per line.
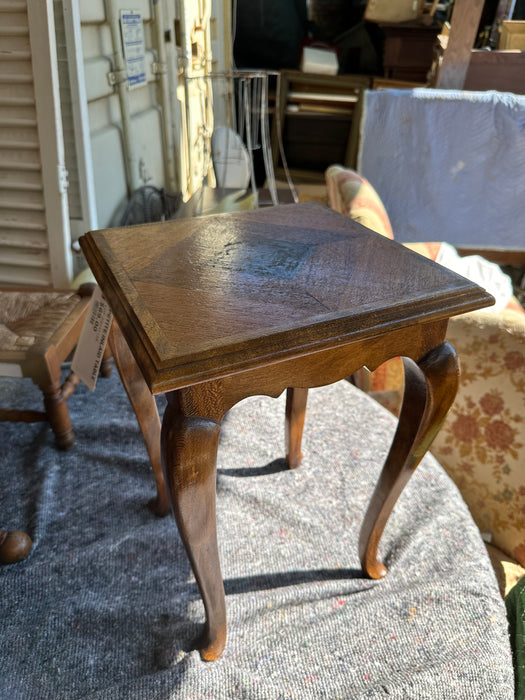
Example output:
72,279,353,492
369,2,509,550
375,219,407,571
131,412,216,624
270,70,370,181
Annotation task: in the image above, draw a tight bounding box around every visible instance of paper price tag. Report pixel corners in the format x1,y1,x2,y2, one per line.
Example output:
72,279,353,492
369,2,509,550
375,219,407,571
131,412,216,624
72,286,113,391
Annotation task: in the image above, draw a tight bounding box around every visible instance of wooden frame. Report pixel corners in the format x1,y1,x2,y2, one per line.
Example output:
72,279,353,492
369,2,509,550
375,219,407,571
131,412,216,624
434,0,485,89
500,20,525,49
270,70,370,181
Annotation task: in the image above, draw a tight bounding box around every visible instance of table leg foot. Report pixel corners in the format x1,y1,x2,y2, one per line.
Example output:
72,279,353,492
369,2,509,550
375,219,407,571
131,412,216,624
162,395,226,660
42,379,75,450
285,387,308,469
359,341,459,579
195,622,227,661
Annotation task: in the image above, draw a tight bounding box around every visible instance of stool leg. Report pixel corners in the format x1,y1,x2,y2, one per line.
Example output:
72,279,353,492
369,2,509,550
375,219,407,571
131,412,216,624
99,342,113,377
42,379,75,450
31,348,74,449
285,387,308,469
358,341,459,579
161,390,226,661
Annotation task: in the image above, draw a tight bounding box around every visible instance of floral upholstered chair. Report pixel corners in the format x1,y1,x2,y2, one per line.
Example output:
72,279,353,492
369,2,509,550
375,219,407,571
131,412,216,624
433,306,525,565
325,164,525,582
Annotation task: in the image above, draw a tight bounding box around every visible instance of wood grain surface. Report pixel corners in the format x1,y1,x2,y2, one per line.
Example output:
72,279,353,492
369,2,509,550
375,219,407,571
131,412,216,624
80,202,493,393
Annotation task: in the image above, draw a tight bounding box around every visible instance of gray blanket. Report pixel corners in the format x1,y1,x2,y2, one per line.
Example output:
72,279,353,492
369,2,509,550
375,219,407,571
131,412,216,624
0,370,514,698
359,88,525,250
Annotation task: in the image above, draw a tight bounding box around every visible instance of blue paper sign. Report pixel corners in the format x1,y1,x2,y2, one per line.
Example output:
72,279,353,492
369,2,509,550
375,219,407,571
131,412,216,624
120,11,147,89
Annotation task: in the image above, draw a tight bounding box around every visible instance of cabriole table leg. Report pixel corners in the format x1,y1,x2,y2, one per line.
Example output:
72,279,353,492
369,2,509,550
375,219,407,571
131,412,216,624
358,341,459,579
161,389,226,661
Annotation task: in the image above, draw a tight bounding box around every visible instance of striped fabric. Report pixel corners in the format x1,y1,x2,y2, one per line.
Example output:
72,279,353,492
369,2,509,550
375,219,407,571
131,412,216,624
325,165,394,239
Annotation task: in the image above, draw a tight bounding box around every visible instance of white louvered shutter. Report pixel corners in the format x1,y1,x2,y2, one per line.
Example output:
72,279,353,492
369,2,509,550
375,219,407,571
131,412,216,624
0,0,72,288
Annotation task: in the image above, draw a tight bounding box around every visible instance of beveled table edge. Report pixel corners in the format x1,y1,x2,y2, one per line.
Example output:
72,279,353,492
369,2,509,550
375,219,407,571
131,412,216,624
80,229,494,393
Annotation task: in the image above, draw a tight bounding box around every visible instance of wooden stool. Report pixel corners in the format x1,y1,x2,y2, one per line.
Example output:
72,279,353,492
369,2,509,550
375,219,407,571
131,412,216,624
0,284,111,448
0,284,112,564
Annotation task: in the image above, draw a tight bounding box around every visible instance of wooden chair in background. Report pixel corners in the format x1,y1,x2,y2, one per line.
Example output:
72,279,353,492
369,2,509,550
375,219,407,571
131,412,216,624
0,284,169,565
0,284,112,564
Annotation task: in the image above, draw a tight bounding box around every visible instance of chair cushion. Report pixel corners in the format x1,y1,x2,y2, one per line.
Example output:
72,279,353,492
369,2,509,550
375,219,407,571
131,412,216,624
0,290,79,353
432,308,525,567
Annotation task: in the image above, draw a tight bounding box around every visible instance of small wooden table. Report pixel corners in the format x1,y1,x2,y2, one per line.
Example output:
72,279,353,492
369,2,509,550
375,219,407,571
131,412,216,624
80,202,493,660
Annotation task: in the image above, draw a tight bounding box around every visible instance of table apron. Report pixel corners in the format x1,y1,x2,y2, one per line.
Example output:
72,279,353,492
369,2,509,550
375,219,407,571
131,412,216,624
164,318,449,419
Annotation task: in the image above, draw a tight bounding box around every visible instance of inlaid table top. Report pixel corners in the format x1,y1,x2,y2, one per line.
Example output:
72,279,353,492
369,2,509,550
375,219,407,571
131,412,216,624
80,201,493,394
